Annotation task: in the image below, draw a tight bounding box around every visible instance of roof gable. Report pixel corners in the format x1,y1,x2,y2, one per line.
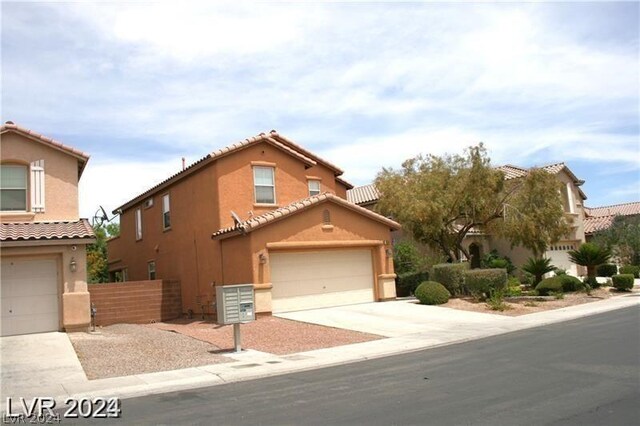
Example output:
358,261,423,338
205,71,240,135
212,192,400,239
0,121,90,178
115,130,345,213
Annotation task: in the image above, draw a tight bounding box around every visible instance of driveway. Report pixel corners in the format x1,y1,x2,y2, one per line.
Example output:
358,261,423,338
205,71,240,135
276,299,511,337
1,332,86,399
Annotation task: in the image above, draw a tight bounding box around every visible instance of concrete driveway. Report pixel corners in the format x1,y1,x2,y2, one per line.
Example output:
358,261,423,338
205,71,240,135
276,299,511,337
1,332,86,400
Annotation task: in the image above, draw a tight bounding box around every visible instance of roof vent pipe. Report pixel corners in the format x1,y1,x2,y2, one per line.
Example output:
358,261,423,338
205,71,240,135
182,157,185,171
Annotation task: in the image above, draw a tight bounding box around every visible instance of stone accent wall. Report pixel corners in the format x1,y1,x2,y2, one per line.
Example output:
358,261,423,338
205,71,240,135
88,280,181,326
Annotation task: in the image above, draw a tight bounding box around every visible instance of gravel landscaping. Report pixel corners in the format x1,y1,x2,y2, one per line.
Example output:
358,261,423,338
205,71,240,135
68,324,230,379
441,287,636,316
148,316,382,355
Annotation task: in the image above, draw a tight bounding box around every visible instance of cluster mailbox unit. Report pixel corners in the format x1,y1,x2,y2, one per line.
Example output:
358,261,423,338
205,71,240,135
215,284,255,352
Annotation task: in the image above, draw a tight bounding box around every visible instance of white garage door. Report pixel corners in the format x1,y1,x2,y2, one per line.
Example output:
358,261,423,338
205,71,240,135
546,242,579,276
1,258,60,336
270,249,375,313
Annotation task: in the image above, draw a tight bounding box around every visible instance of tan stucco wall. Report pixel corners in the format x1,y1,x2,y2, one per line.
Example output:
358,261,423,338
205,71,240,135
0,132,80,222
1,243,90,331
108,140,353,315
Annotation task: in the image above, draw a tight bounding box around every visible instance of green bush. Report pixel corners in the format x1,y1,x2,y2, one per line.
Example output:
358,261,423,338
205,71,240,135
620,265,640,279
486,289,510,311
481,250,516,274
393,240,423,275
431,263,469,296
463,268,508,300
414,281,451,305
555,275,584,292
611,274,634,291
535,277,564,296
505,286,522,297
596,264,618,277
583,275,600,289
395,271,429,297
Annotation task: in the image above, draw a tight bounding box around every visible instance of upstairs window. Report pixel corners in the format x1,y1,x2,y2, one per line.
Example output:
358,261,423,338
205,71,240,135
254,166,276,204
162,193,171,230
308,180,321,196
135,208,143,241
0,164,27,211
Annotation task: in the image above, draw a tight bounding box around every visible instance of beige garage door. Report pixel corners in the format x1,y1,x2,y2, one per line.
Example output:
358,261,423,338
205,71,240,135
1,258,60,336
270,249,375,313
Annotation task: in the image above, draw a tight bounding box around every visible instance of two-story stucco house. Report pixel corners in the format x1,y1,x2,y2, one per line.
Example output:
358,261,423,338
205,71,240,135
0,122,95,336
348,162,589,276
108,130,399,316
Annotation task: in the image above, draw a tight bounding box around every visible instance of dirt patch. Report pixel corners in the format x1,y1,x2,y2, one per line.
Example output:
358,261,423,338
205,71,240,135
148,316,382,355
68,324,230,379
442,287,635,316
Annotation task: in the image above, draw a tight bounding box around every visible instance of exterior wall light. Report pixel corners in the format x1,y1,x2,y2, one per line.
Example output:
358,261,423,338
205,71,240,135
258,253,267,264
385,248,393,258
70,257,77,272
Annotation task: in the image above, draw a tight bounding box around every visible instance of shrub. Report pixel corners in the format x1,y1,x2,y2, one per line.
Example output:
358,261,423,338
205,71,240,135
415,281,451,305
620,265,640,279
611,274,634,291
393,240,423,275
505,286,522,297
583,275,600,289
395,271,429,297
554,268,567,276
522,257,555,286
464,268,508,300
481,250,515,274
486,289,510,311
568,243,612,281
596,264,618,277
556,275,584,292
431,263,469,296
535,277,564,296
550,291,564,300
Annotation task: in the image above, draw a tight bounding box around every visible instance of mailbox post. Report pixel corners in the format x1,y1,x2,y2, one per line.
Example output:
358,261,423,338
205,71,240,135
215,284,255,352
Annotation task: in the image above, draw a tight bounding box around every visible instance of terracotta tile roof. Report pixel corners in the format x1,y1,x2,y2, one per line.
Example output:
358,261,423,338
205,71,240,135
212,192,400,239
1,121,90,177
584,201,640,218
583,215,615,235
347,184,380,205
583,201,640,235
115,130,345,213
495,164,528,180
0,219,95,242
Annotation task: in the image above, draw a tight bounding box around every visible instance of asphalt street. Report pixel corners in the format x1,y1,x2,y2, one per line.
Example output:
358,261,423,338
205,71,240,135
67,306,639,426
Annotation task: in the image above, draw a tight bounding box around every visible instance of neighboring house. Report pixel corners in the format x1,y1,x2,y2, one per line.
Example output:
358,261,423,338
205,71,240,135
583,201,640,239
0,121,95,336
107,130,399,316
348,162,589,275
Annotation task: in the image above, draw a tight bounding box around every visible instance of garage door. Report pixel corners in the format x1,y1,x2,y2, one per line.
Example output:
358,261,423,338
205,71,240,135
546,242,579,276
270,249,375,313
1,258,59,336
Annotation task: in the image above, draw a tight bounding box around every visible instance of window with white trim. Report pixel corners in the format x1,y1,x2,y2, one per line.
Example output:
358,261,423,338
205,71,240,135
135,208,143,240
0,164,28,211
162,194,171,230
253,166,276,204
148,261,156,280
308,180,321,196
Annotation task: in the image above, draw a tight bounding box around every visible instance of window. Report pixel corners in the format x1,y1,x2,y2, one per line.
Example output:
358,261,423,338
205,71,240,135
253,166,275,204
308,180,321,196
162,194,171,230
0,165,27,211
148,261,156,280
135,208,142,240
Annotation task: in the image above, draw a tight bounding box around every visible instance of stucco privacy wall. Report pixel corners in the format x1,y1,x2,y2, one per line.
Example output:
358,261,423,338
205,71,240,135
218,201,396,313
88,280,182,326
0,132,79,222
2,244,90,331
109,139,351,315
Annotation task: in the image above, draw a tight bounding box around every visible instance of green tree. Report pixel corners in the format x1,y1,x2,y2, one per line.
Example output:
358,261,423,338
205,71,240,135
375,144,569,261
522,257,555,286
87,222,120,283
592,215,640,266
568,242,612,283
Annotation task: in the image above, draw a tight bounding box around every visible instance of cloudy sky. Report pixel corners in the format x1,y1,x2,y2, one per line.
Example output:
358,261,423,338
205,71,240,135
2,1,638,220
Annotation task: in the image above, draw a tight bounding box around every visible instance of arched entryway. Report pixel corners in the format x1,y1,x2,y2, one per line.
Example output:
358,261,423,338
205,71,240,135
469,243,482,269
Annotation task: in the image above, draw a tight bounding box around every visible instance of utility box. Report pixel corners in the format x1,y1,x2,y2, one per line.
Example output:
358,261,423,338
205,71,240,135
215,284,255,325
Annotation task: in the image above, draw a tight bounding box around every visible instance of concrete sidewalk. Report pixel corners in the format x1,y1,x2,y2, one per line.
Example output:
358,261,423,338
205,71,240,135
1,293,638,413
